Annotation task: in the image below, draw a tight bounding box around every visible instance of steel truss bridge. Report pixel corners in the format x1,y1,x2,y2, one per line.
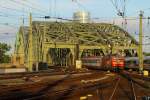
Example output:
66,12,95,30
14,21,138,71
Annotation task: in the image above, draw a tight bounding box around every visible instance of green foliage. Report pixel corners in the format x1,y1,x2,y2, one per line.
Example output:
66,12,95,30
0,43,11,63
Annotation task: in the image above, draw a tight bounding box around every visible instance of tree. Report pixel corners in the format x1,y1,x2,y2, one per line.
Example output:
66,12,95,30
0,43,11,63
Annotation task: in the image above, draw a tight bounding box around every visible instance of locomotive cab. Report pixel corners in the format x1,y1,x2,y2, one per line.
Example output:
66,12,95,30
111,54,125,72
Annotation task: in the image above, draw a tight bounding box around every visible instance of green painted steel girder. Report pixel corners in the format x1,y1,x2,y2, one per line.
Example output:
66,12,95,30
15,21,138,68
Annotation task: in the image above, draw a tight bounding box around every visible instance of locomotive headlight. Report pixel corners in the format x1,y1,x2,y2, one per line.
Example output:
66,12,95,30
108,44,111,48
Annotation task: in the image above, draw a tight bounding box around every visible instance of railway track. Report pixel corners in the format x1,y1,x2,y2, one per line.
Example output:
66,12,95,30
25,74,115,100
0,69,92,80
118,71,150,99
0,69,57,79
86,71,150,100
120,71,150,91
0,71,115,100
0,70,149,100
123,70,150,81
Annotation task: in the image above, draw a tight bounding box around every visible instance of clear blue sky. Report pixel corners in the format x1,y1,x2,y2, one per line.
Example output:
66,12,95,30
0,0,150,53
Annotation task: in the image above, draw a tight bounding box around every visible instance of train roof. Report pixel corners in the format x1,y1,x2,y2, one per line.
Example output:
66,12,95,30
125,56,150,61
82,56,102,59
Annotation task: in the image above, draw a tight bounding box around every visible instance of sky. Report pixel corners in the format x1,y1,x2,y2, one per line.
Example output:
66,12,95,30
0,0,150,53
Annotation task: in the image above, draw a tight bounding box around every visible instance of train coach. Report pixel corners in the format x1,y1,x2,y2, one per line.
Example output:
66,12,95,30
125,56,150,70
81,54,125,71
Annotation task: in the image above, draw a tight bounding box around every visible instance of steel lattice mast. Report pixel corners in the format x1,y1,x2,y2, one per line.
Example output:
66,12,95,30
139,11,144,73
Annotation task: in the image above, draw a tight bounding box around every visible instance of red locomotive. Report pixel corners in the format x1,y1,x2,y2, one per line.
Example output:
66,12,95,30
81,54,125,71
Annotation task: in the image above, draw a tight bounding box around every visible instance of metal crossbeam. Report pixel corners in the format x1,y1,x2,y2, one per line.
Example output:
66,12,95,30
15,21,138,69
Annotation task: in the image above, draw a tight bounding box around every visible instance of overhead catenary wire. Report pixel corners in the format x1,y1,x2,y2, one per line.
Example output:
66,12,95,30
22,0,49,12
0,35,16,39
110,0,120,14
0,14,149,34
0,37,15,40
0,13,44,20
0,3,48,20
1,1,149,22
127,6,150,17
109,0,127,18
1,1,150,24
1,0,47,17
134,32,150,38
0,22,20,28
109,0,129,30
72,0,88,11
0,5,45,17
8,0,49,15
0,1,149,53
0,14,29,20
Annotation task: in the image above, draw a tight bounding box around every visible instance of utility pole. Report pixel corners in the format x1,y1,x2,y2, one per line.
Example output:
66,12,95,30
28,13,33,71
139,11,144,73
